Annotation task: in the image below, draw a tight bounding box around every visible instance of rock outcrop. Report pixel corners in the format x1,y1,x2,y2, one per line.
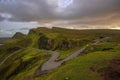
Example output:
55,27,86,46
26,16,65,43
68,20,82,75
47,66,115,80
38,34,83,50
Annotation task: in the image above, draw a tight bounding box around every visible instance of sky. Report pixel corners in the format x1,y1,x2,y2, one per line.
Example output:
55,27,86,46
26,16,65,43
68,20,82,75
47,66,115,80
0,0,120,37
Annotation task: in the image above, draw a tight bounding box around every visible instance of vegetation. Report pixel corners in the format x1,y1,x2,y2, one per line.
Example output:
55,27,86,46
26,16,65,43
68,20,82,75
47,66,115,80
0,27,120,80
12,32,26,39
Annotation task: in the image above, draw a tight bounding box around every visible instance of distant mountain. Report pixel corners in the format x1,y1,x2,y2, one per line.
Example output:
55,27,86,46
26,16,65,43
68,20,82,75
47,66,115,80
12,32,26,39
0,37,10,44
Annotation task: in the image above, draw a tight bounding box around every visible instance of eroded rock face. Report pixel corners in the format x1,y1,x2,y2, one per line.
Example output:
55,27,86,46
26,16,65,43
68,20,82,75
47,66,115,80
59,40,70,49
38,35,49,49
38,34,80,50
38,34,55,50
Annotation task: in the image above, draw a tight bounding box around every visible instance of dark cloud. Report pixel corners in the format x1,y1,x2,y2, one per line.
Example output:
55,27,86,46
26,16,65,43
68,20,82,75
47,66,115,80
0,0,120,30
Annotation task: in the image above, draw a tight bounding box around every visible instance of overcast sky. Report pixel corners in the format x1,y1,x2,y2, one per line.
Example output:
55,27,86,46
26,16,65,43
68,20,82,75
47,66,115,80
0,0,120,37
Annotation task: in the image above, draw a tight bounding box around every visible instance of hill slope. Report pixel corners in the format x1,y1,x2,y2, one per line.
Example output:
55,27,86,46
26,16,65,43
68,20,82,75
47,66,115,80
12,32,26,39
0,27,120,80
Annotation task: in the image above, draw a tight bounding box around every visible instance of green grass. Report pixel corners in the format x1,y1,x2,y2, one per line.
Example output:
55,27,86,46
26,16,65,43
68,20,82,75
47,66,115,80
34,27,120,40
56,47,81,60
0,47,52,80
35,37,120,80
10,48,52,80
21,47,51,61
36,49,120,80
0,27,120,80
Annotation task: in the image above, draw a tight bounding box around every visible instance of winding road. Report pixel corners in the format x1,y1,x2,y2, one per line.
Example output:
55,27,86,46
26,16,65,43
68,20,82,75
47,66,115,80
0,37,111,76
41,47,87,71
35,37,111,76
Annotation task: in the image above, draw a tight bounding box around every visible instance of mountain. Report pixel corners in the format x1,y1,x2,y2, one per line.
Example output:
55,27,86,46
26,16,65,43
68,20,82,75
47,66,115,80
0,27,120,80
12,32,26,39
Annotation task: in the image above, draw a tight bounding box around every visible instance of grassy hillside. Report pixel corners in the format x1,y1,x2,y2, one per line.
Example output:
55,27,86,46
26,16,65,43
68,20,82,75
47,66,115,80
12,32,26,39
0,27,120,80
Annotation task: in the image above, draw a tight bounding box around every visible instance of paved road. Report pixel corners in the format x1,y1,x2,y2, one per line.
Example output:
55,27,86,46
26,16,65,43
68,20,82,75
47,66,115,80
35,47,86,76
61,47,86,62
41,52,61,71
41,47,87,71
35,37,111,76
0,37,111,76
93,37,111,45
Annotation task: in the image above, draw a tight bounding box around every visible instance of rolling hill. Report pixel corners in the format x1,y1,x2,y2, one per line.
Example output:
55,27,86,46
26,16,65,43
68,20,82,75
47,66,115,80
0,27,120,80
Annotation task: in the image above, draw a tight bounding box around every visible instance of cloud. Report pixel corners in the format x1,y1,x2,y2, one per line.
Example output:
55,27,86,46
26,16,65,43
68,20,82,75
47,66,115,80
0,20,40,37
0,20,40,29
0,28,13,37
0,29,13,34
0,12,12,21
0,0,120,36
0,0,119,21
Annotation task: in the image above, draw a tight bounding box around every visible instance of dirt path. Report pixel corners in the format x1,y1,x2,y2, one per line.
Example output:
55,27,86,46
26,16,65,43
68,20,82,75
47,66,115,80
0,50,21,66
35,37,111,76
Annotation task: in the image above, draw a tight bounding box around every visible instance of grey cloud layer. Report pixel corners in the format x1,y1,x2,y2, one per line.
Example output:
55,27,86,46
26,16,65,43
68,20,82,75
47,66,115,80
0,0,120,26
